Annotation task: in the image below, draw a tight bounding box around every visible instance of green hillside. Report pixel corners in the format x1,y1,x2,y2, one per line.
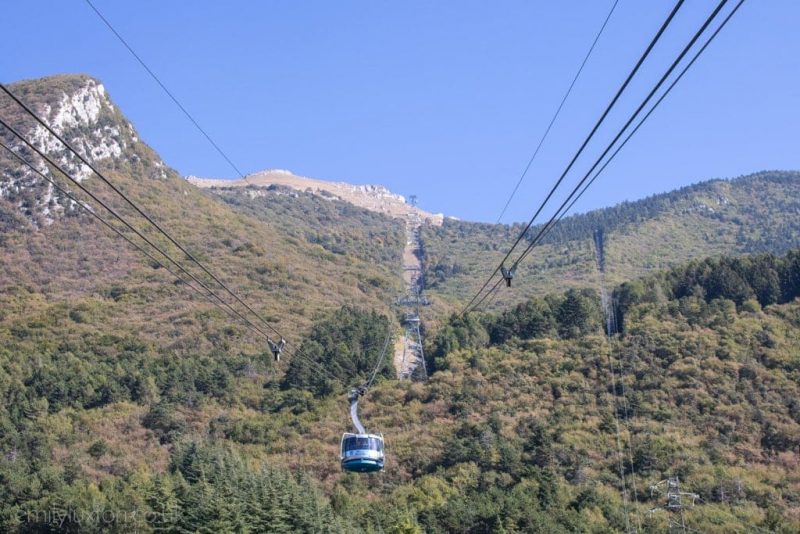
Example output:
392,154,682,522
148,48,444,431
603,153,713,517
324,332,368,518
420,171,800,311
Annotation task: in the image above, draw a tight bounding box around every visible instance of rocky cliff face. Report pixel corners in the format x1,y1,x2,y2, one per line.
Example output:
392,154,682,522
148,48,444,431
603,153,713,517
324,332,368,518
0,75,173,227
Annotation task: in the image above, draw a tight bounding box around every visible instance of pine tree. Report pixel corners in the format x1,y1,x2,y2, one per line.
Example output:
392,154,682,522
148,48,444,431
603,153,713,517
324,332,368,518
146,475,180,532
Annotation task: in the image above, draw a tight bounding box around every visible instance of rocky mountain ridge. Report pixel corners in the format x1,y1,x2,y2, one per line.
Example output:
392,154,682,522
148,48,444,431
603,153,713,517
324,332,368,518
189,170,444,225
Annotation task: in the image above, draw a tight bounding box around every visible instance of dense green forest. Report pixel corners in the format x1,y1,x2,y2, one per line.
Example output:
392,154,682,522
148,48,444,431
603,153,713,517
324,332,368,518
420,171,800,310
2,251,799,532
281,306,395,395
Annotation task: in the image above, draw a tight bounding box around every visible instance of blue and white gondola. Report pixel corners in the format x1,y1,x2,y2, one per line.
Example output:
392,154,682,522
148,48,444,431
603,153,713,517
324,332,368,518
340,387,385,473
340,432,384,473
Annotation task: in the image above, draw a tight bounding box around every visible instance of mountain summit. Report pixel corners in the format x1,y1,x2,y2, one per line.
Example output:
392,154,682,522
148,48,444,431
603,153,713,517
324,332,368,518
189,170,444,225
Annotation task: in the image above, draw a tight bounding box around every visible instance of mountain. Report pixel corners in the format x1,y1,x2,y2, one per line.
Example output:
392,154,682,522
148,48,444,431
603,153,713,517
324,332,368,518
0,74,405,334
420,171,800,311
1,74,800,533
0,73,409,529
189,169,445,225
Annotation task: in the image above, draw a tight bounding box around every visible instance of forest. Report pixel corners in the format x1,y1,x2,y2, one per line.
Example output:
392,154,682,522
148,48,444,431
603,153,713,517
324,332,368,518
1,250,799,532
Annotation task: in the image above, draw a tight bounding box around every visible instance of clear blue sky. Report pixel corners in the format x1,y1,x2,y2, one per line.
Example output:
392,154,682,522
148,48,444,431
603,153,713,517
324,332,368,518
3,1,798,222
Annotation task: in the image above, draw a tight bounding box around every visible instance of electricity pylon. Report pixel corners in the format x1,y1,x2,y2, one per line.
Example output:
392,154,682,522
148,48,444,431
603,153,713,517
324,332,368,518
649,476,699,533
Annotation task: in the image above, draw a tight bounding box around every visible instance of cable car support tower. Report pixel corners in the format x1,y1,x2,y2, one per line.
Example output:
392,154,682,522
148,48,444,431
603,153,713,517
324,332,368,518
395,196,428,380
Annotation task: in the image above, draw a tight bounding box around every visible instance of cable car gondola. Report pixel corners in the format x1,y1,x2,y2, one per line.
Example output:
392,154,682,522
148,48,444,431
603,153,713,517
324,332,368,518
340,432,384,473
338,333,391,473
340,387,385,473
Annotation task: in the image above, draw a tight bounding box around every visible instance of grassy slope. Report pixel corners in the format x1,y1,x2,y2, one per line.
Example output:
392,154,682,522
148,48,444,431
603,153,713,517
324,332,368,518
421,171,800,312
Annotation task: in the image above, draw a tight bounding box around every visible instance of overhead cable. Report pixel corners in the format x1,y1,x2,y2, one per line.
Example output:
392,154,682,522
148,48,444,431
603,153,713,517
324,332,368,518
512,0,740,271
467,0,742,313
460,0,686,316
495,0,620,224
84,0,248,180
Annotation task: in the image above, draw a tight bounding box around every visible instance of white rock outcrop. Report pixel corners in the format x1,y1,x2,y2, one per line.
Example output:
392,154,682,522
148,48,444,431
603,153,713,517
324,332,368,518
0,76,170,226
